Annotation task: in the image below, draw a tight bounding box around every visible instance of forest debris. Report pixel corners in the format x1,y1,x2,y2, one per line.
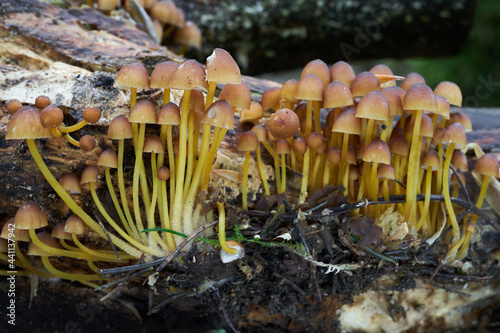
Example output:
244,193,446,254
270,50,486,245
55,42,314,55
344,215,383,248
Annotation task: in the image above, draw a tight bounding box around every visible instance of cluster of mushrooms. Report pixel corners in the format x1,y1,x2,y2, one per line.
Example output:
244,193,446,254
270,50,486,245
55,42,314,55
1,48,498,287
87,0,201,53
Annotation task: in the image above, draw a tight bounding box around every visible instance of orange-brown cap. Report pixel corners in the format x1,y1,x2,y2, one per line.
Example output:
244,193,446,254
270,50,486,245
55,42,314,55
332,109,362,135
306,132,324,151
58,172,81,193
377,163,395,179
261,87,281,111
79,135,96,152
98,0,120,11
1,218,30,242
441,123,467,149
35,95,51,110
349,164,359,180
421,150,440,170
157,102,181,125
434,95,451,120
150,61,179,89
293,137,307,155
108,115,133,139
280,79,299,104
40,106,64,128
431,127,446,146
51,222,72,240
218,83,251,110
83,107,101,124
400,72,425,91
237,131,259,152
346,146,357,165
323,81,353,108
381,86,404,116
327,147,341,165
330,61,356,88
268,108,300,140
408,114,434,138
251,124,267,142
6,106,52,140
186,90,205,113
474,154,500,178
239,101,263,123
446,111,472,132
275,139,291,155
173,21,202,49
129,100,157,124
370,64,393,76
6,99,22,115
143,134,164,153
150,0,176,24
206,48,241,84
80,165,100,184
451,171,466,185
403,83,437,113
14,201,48,230
356,91,389,121
434,81,462,107
295,74,324,101
157,166,170,181
97,149,118,168
363,138,391,164
301,59,330,88
27,231,61,256
201,100,234,129
168,60,208,91
293,103,307,121
64,215,86,235
114,62,150,90
389,135,409,157
451,151,468,172
351,71,380,97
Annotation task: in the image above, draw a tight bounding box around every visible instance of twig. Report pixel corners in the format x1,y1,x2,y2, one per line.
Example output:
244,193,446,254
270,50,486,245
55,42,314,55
157,219,219,272
148,290,196,315
294,211,311,256
216,288,240,333
98,258,165,275
95,213,120,260
449,157,473,207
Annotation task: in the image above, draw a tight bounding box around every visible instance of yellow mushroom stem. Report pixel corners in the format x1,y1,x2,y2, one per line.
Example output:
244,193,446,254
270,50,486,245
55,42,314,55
147,152,170,252
117,139,139,240
298,147,311,204
159,177,176,250
58,120,88,133
337,132,350,186
71,234,134,261
313,101,321,135
105,167,136,238
14,244,53,278
442,142,460,242
25,139,142,258
131,87,137,109
64,133,80,147
255,144,270,195
280,152,287,194
132,123,147,241
403,110,423,226
430,143,445,231
455,174,490,259
28,229,96,260
273,142,283,194
242,151,251,210
202,127,222,190
40,256,101,286
305,100,313,138
183,110,196,198
163,88,171,105
205,81,217,110
90,181,164,256
415,166,433,233
217,202,237,255
51,127,63,138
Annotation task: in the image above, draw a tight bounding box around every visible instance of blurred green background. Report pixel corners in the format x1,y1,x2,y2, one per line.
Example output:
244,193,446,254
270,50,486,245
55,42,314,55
259,0,500,108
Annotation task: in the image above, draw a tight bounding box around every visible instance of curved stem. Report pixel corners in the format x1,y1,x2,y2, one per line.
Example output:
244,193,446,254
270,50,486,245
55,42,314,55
217,202,237,254
242,151,251,210
256,145,270,195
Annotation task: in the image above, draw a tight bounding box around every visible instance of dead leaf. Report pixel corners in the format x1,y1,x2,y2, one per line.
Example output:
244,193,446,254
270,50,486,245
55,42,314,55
305,185,348,210
344,215,383,248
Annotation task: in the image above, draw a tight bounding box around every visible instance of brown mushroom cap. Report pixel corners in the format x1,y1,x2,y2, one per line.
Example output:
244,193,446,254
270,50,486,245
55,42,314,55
58,172,81,193
280,79,299,104
332,109,362,135
0,218,30,242
301,59,331,88
421,150,440,170
434,95,451,120
64,215,87,235
143,134,165,153
6,99,22,115
14,201,48,230
363,138,391,164
35,95,51,110
381,86,404,117
150,61,179,89
173,21,202,49
79,135,97,152
114,62,150,90
261,88,281,111
370,64,393,76
323,81,353,108
157,102,181,125
434,81,462,107
51,222,72,240
129,100,157,124
441,123,467,149
218,83,251,110
446,111,472,132
474,154,500,178
356,91,389,121
327,147,341,165
377,163,395,179
295,74,324,101
82,107,101,124
251,124,267,142
404,83,438,113
275,139,291,155
451,151,468,172
157,166,170,181
293,136,307,155
306,132,324,151
239,101,264,123
201,100,234,129
351,71,380,97
389,135,410,157
206,48,241,84
27,231,61,256
168,59,208,91
150,1,177,25
97,149,118,168
107,115,133,139
6,106,52,140
400,72,426,91
408,114,434,138
80,165,100,185
40,106,64,128
237,131,259,152
330,61,356,88
268,108,300,140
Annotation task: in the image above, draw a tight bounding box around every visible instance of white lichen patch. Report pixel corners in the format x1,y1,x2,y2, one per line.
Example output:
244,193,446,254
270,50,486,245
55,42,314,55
338,279,499,332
